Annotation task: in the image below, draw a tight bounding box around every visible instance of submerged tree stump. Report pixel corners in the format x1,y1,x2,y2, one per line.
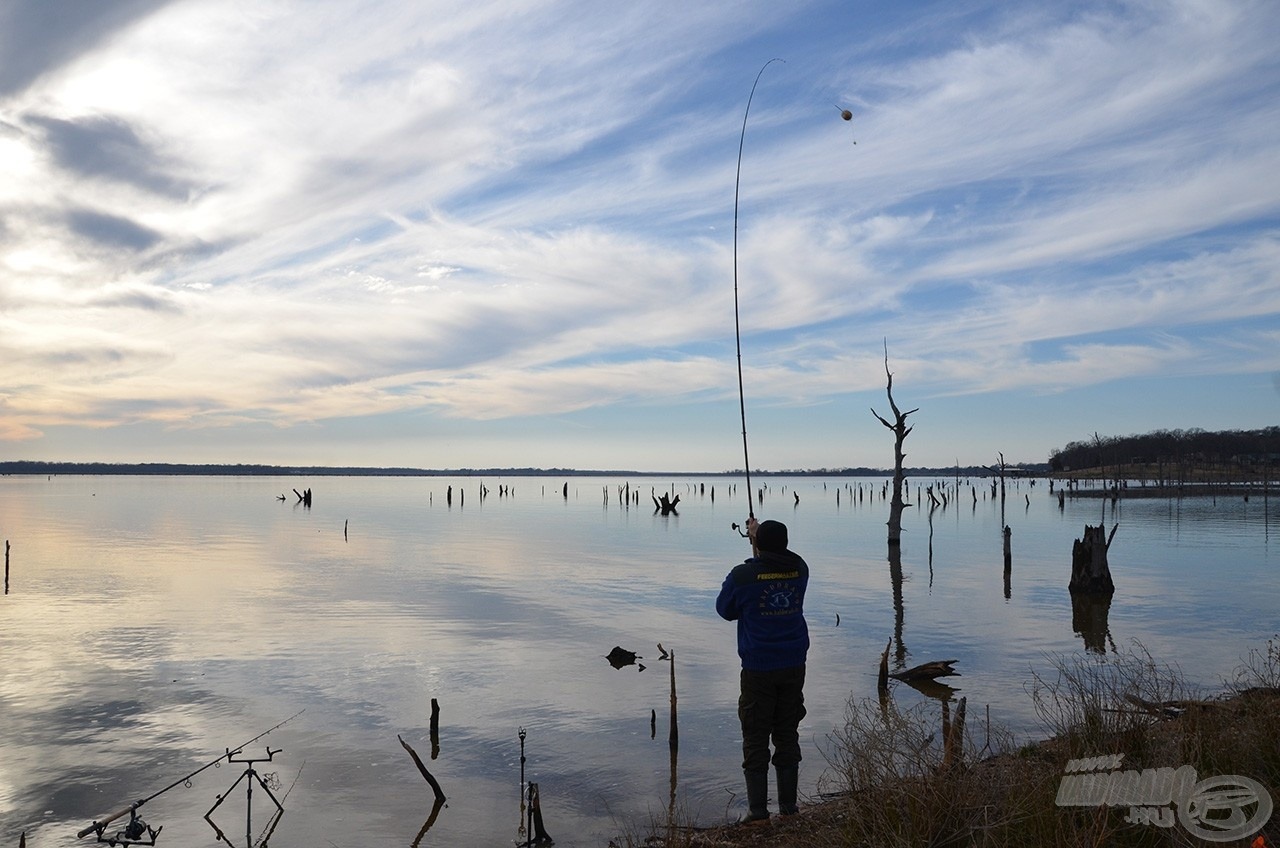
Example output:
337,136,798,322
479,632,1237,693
1069,523,1117,594
651,491,680,515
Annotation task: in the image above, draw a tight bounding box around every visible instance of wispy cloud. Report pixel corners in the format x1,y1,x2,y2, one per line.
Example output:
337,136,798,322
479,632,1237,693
0,0,1276,467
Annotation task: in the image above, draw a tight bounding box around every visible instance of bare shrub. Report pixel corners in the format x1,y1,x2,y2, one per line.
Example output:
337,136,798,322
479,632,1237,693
821,696,1064,847
1027,641,1191,761
1231,633,1280,691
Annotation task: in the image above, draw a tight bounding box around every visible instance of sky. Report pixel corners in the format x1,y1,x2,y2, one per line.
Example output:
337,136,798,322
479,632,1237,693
1,0,1278,473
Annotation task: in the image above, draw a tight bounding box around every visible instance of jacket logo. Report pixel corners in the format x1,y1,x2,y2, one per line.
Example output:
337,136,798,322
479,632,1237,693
758,582,797,614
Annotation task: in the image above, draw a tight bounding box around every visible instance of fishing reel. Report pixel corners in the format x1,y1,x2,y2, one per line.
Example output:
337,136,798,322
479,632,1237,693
731,514,758,539
94,809,162,847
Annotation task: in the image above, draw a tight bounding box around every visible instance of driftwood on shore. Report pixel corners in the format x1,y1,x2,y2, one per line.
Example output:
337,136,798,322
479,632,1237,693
1121,693,1201,719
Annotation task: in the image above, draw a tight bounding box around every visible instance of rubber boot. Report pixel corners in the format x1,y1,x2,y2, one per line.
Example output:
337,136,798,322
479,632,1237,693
743,770,770,823
775,765,799,816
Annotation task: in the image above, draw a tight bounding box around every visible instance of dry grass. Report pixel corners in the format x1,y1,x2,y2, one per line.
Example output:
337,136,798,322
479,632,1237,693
620,637,1280,848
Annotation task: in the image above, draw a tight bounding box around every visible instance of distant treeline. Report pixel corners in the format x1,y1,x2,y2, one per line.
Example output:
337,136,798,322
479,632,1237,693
1049,426,1280,472
761,465,1049,477
0,462,608,477
0,461,1048,478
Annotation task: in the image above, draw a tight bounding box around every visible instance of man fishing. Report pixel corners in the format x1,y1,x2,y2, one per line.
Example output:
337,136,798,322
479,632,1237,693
716,516,810,824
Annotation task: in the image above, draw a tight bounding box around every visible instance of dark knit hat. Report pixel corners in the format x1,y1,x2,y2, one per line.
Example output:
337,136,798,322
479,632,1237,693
755,520,788,552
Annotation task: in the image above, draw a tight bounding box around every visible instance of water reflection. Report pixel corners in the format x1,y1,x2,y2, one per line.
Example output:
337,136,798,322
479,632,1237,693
888,546,909,669
901,677,959,703
2,474,1277,846
398,734,447,845
410,796,446,847
1071,591,1115,654
1003,525,1012,600
927,502,936,589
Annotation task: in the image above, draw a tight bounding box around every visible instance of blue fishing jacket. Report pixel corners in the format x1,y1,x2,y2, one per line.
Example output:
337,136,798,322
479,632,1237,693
716,548,810,671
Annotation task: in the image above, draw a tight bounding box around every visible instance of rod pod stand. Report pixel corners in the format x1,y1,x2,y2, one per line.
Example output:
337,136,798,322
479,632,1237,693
516,728,553,846
203,747,286,848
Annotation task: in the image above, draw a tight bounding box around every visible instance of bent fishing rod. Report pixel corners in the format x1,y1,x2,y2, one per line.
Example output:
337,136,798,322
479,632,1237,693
77,708,306,840
732,58,783,533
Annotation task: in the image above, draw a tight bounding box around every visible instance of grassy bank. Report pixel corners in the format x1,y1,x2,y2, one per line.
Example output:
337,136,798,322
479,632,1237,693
615,638,1279,847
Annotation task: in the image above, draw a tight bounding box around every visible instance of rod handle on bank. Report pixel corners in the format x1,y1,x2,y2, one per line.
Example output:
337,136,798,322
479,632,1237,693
77,802,138,839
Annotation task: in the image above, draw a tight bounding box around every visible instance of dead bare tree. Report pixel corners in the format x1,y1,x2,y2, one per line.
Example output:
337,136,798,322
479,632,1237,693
871,344,918,546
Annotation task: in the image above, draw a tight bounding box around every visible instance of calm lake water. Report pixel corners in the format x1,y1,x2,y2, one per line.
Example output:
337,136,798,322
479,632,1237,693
1,474,1276,847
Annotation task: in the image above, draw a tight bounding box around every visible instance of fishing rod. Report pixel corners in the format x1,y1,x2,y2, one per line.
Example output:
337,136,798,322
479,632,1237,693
77,708,306,841
732,58,783,530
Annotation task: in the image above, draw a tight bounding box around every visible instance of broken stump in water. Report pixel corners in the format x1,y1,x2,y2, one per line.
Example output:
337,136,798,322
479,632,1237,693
889,659,959,683
398,735,446,803
877,638,891,695
651,490,680,515
1069,523,1117,595
604,646,640,669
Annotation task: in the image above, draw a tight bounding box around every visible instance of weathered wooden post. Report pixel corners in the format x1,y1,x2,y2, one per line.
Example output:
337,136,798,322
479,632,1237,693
876,638,891,695
668,647,678,751
1069,523,1117,594
527,782,553,846
666,647,679,839
942,696,967,771
1003,526,1012,600
430,698,440,759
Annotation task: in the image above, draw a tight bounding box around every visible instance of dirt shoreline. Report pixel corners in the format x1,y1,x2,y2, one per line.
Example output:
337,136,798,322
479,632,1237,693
627,685,1280,847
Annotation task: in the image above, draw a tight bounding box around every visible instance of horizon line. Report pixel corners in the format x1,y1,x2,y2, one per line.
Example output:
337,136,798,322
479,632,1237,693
0,460,1050,477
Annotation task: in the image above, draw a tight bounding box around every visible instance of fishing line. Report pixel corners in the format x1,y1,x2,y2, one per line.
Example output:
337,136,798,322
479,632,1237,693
732,58,783,525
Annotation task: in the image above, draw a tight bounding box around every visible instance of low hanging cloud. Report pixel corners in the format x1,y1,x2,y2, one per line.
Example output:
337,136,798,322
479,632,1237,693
64,208,164,252
27,113,193,199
